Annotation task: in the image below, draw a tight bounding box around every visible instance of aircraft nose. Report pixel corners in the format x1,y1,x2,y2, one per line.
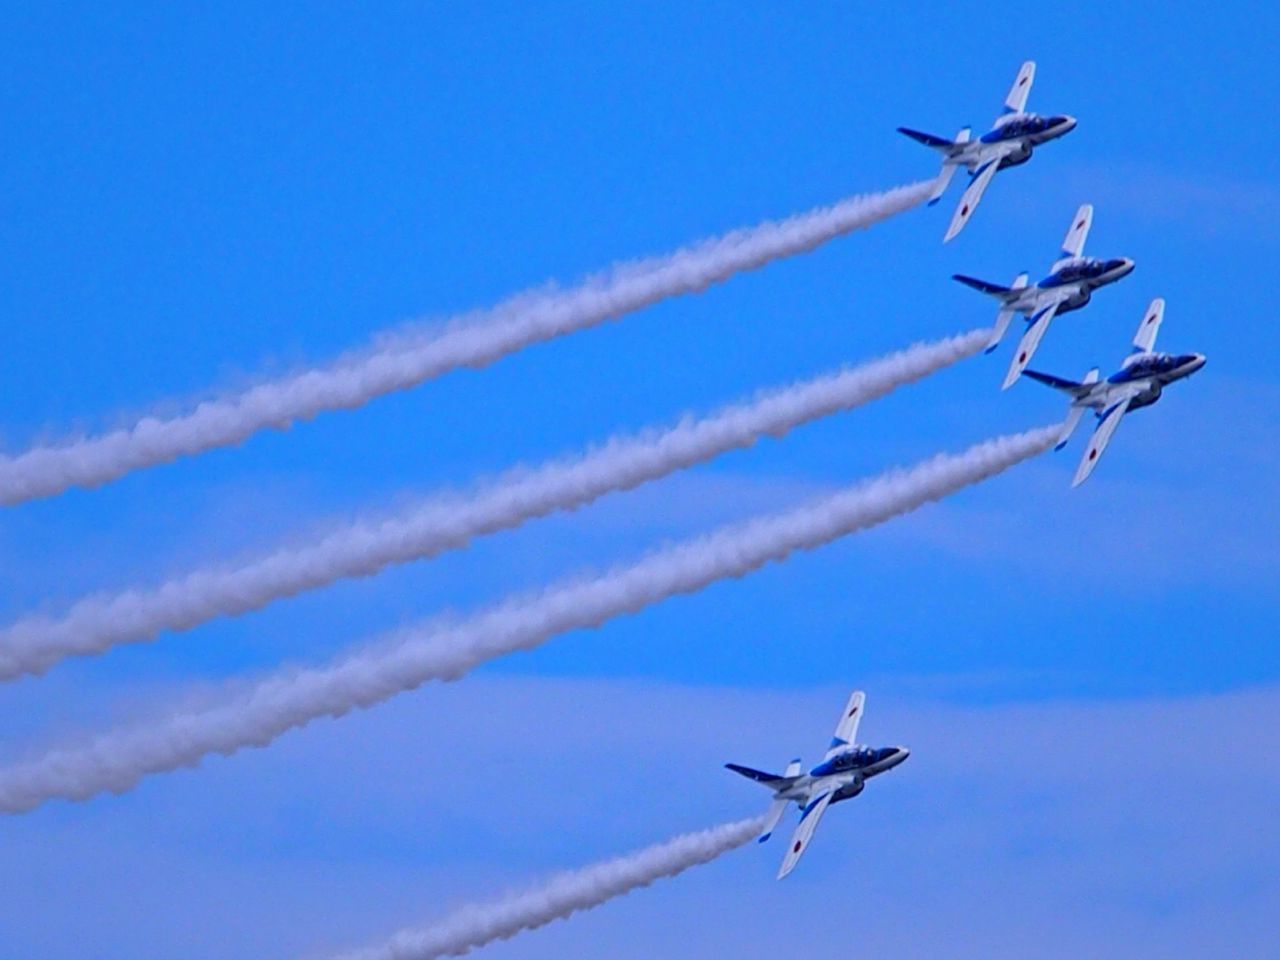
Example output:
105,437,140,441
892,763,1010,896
1188,353,1207,373
1058,115,1078,132
1116,257,1136,277
896,746,911,764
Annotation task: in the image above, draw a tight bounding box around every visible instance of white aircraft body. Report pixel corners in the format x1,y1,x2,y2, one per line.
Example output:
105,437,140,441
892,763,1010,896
726,691,908,879
954,203,1135,389
1024,298,1206,486
899,61,1077,242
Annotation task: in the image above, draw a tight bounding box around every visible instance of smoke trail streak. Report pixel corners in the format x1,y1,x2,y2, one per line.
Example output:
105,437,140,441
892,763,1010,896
0,424,1057,813
333,816,764,960
0,328,987,681
0,181,934,506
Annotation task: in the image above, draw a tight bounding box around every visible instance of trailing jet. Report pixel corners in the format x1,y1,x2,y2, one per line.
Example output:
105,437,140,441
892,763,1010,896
899,61,1077,242
1025,298,1206,486
726,691,908,879
954,203,1135,389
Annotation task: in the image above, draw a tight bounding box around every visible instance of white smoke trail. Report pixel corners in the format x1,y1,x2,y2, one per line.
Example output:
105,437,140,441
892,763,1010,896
332,816,764,960
0,180,934,506
0,328,987,681
0,424,1058,814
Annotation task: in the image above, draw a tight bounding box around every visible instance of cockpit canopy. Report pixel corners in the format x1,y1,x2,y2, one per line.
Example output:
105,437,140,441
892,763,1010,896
1127,352,1179,374
997,114,1055,136
1053,257,1108,282
810,745,901,776
1048,257,1130,286
986,113,1070,141
1112,352,1200,381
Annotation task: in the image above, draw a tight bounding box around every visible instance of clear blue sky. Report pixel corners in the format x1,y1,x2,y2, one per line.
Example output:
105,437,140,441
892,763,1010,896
0,3,1276,958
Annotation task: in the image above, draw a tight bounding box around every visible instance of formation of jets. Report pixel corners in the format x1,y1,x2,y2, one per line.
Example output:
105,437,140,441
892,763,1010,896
732,61,1206,881
908,59,1204,485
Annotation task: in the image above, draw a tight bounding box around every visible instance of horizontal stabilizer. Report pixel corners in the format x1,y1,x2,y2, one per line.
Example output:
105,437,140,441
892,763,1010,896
726,762,802,792
726,763,783,784
897,126,954,149
953,274,1013,296
1022,369,1084,392
1023,366,1099,398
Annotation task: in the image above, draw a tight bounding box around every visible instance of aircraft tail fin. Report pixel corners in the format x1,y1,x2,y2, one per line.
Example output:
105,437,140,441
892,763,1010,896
1023,366,1099,449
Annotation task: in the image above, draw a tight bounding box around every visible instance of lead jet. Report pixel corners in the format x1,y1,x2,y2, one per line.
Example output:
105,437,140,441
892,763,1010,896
1024,298,1205,486
899,61,1077,242
726,691,908,879
954,203,1135,389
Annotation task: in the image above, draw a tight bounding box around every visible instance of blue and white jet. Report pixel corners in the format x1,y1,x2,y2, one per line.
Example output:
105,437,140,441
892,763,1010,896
726,691,909,879
954,203,1135,389
899,61,1077,242
1025,298,1206,486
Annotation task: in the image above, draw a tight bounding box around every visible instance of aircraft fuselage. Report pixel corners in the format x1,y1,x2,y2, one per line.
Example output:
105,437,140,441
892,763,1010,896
774,744,910,808
1079,352,1207,412
951,113,1077,172
1009,256,1136,318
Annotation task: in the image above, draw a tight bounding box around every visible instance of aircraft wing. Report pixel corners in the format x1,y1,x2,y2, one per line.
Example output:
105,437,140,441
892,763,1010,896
1073,392,1137,487
1002,295,1067,389
777,789,834,880
1002,61,1036,116
1131,297,1166,354
824,690,866,760
1060,203,1094,259
944,156,1003,242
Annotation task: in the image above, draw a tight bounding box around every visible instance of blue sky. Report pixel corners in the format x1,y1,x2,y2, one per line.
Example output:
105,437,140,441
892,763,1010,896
0,2,1277,957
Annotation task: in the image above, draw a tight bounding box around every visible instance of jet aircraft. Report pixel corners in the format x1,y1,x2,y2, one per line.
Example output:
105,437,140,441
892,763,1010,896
1024,298,1205,486
726,691,908,879
899,60,1077,242
954,203,1135,389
